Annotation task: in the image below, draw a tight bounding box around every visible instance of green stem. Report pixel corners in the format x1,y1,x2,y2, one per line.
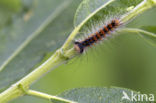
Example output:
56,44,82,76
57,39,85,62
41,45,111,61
119,28,156,37
120,0,156,23
0,49,68,103
119,28,156,46
27,90,76,103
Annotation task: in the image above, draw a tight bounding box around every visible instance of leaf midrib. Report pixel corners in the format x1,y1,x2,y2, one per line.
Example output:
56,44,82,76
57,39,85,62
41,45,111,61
0,0,72,72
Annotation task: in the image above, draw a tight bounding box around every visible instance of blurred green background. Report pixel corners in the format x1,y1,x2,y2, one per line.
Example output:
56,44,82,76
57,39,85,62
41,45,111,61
0,0,155,103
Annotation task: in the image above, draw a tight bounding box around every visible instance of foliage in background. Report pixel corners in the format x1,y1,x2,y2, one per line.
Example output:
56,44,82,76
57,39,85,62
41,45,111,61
0,0,21,28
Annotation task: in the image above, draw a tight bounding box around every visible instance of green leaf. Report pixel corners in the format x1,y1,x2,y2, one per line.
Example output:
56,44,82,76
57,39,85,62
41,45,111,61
138,26,156,46
0,0,81,90
141,26,156,34
125,8,156,46
0,0,21,28
51,87,153,103
0,0,21,11
139,31,156,47
126,8,156,28
118,28,156,46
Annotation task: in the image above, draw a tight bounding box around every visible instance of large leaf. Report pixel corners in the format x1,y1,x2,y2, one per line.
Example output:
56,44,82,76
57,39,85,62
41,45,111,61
0,0,81,90
51,87,153,103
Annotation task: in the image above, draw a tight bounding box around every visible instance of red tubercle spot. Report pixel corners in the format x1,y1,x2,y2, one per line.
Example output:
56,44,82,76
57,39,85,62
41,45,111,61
93,35,98,41
96,32,102,40
104,26,110,34
100,29,106,37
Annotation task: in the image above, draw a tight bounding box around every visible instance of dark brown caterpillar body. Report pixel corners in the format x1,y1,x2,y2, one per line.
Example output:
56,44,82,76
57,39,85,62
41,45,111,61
74,19,120,53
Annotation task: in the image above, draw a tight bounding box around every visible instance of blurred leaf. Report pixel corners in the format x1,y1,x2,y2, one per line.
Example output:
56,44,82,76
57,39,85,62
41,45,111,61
51,87,152,103
138,29,156,47
141,26,156,34
0,0,81,90
0,0,21,11
127,8,156,28
22,0,34,9
0,0,21,27
119,28,156,46
126,8,156,46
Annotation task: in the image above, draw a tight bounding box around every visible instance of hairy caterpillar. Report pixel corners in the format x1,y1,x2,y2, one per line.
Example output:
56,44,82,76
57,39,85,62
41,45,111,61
74,19,120,53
